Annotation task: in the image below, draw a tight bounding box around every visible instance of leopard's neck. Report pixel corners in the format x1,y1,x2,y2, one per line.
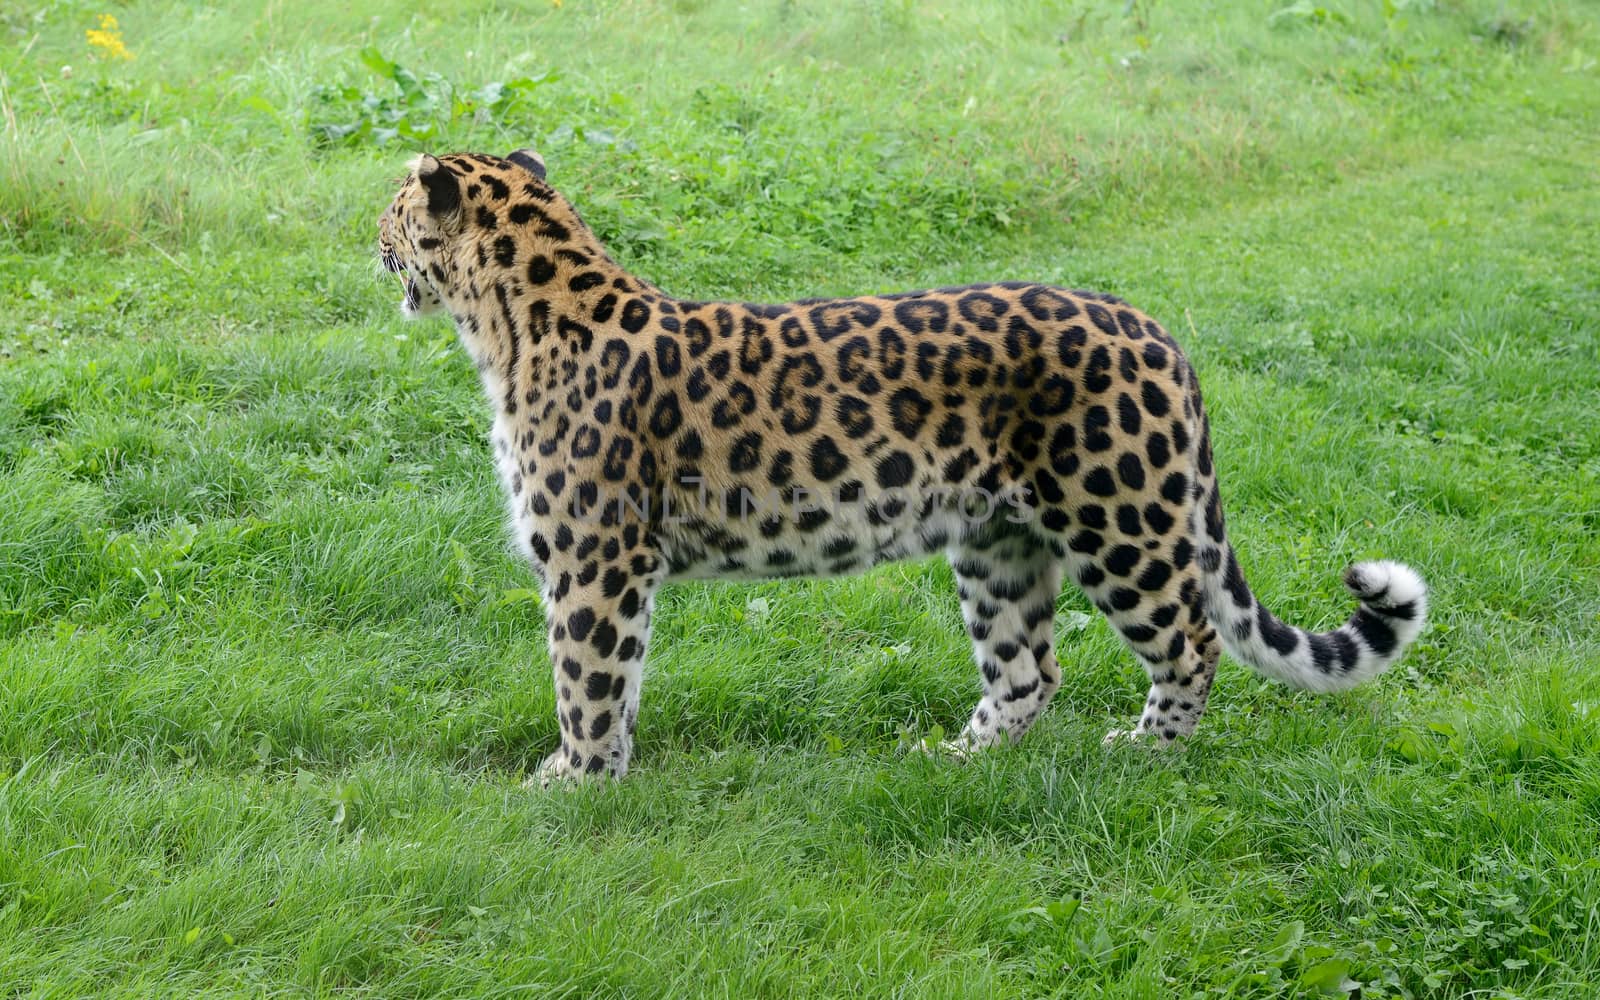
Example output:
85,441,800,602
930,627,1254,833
445,187,667,424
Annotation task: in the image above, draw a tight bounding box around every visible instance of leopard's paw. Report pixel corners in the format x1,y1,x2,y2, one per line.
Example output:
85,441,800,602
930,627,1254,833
523,748,580,789
1102,727,1185,750
1102,727,1139,746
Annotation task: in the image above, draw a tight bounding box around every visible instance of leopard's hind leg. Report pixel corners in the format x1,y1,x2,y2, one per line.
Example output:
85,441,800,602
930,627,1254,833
1063,524,1222,747
945,530,1064,753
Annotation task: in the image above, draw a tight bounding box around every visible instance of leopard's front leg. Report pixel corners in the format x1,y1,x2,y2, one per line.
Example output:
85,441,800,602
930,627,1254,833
533,527,665,784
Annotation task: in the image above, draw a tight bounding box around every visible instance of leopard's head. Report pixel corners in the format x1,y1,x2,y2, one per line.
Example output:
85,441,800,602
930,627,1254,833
377,149,549,319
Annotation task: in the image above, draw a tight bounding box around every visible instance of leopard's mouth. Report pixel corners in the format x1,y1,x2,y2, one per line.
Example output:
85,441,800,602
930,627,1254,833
379,247,422,316
400,273,422,316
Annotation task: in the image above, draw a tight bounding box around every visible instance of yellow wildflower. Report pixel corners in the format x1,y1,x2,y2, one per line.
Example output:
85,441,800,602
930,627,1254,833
86,14,134,61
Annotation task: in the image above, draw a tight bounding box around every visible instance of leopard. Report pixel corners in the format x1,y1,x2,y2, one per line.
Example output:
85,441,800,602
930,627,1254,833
376,148,1428,783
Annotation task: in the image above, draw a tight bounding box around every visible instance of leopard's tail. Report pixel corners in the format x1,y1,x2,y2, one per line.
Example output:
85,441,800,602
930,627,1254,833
1182,390,1427,692
1198,542,1427,692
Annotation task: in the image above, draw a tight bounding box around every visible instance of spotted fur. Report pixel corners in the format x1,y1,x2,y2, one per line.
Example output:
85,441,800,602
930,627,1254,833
377,149,1428,782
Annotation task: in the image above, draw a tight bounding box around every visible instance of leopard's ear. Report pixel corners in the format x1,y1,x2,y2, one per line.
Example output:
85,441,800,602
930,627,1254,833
414,153,461,218
507,148,547,180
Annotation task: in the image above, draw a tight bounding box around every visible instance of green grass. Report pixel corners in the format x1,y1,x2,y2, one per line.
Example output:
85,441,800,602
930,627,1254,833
3,0,1600,995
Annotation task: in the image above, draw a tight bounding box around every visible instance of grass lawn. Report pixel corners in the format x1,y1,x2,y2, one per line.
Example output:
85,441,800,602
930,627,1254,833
3,1,1599,995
